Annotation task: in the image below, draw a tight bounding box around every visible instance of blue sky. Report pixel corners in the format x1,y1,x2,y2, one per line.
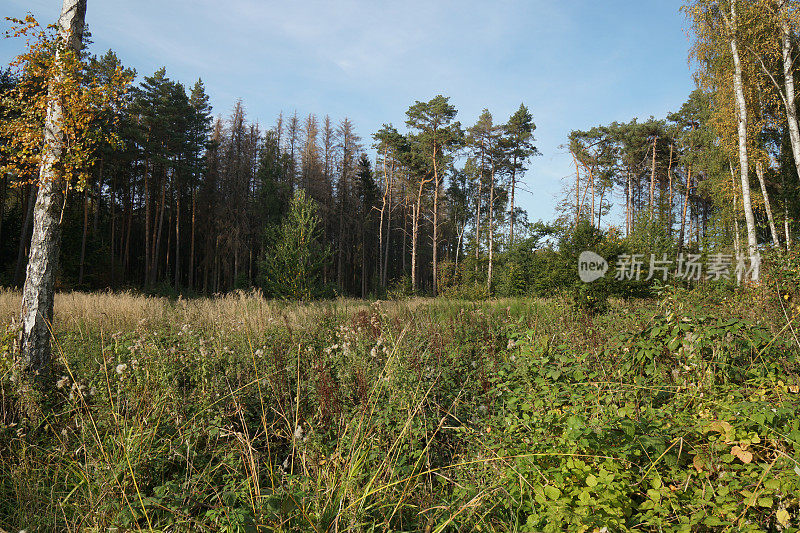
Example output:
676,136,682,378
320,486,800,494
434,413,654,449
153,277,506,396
2,0,695,223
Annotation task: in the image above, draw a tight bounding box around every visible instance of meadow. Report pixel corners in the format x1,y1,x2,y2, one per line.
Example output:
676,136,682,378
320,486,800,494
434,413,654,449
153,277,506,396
0,285,799,532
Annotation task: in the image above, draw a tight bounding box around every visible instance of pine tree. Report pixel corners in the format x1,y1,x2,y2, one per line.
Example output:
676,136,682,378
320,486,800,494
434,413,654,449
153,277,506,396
405,95,463,295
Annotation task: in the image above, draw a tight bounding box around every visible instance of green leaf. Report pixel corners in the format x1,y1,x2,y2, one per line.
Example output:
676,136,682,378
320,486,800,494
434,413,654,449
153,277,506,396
544,485,562,500
586,474,598,488
757,497,773,508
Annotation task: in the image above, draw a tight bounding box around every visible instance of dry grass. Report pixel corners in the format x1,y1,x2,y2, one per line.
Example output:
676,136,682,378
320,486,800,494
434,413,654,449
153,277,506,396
0,288,549,335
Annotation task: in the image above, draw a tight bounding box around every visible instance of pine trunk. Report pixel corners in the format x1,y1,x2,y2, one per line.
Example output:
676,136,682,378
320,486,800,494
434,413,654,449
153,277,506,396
0,173,7,247
124,195,132,277
92,156,103,236
573,151,581,224
649,136,657,216
679,164,692,252
626,171,631,236
382,160,393,287
667,143,674,234
189,190,196,290
378,155,386,289
474,170,482,276
78,185,89,285
152,176,166,285
175,191,181,288
509,155,517,246
402,198,407,275
487,164,495,292
412,181,425,294
590,165,595,226
144,163,152,286
110,182,115,287
432,146,440,296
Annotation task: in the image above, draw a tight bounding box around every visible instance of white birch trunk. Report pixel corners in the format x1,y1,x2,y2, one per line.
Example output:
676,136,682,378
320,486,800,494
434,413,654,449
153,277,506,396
730,161,741,257
19,0,87,377
755,161,779,247
780,7,800,185
730,1,758,256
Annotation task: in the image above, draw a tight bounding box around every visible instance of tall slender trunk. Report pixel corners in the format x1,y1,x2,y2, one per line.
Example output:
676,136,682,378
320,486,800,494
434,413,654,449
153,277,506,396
649,135,657,216
378,148,387,288
233,237,239,288
144,163,152,286
755,160,779,247
487,163,495,292
411,180,425,294
337,159,346,291
189,189,196,290
110,179,115,287
15,186,36,286
572,151,581,224
78,185,89,285
509,153,517,245
402,197,407,275
0,173,7,247
679,164,692,252
667,143,674,234
730,1,758,256
152,176,166,285
455,224,465,269
474,167,483,276
124,193,132,277
597,186,606,228
432,144,440,296
203,234,211,294
730,162,741,257
92,156,103,236
382,158,394,287
778,6,800,186
174,191,181,288
785,205,791,251
361,225,367,298
626,170,631,236
19,0,87,377
165,190,172,282
590,164,595,226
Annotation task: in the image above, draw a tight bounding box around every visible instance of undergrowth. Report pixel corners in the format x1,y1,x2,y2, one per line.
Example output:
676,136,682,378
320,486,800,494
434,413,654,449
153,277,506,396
0,289,797,532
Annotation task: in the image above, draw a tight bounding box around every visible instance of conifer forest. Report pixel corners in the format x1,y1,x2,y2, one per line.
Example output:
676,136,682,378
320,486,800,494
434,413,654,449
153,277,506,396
3,1,800,531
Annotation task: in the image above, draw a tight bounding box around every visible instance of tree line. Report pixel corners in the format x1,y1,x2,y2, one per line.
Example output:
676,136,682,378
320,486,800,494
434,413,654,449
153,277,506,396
0,37,540,297
4,0,800,308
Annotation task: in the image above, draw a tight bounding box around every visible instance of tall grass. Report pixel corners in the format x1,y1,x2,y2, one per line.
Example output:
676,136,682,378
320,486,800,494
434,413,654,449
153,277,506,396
2,292,584,530
2,288,789,531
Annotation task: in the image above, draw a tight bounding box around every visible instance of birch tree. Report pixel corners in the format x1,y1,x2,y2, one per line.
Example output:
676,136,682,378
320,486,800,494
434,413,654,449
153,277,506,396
7,0,96,378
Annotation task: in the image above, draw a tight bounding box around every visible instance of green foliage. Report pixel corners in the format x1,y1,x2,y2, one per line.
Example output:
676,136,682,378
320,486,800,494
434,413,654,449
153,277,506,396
482,291,800,531
386,274,413,299
2,286,800,531
260,189,332,300
437,259,491,299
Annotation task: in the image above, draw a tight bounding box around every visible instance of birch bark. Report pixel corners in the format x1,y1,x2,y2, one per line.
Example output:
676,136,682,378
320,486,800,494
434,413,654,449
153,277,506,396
19,0,88,376
729,1,758,255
